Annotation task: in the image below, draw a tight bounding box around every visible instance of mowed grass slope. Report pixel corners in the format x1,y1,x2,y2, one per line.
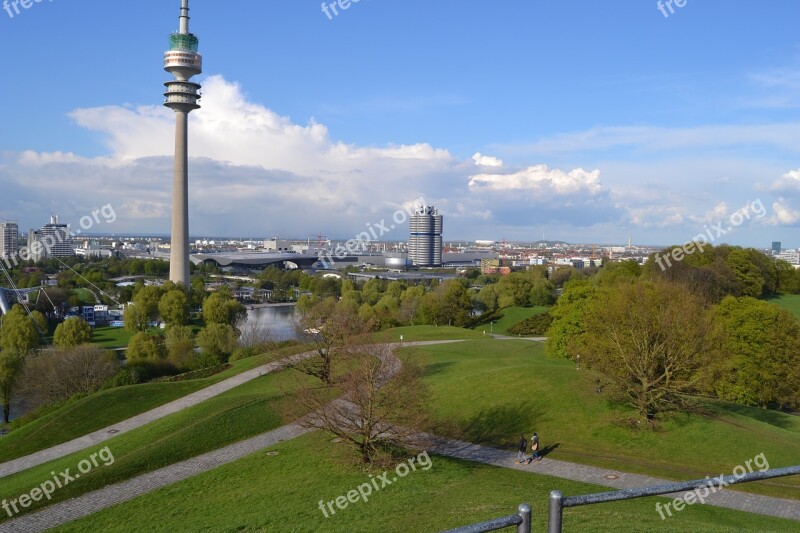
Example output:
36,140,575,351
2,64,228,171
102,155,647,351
0,368,324,522
472,306,550,335
54,432,800,533
0,343,311,463
412,339,800,500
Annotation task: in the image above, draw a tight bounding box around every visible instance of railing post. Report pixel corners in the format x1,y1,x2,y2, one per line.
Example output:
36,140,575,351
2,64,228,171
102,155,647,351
548,490,563,533
517,503,531,533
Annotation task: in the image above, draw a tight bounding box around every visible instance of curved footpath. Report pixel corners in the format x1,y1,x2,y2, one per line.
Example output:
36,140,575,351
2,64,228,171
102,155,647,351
0,341,461,479
1,340,799,531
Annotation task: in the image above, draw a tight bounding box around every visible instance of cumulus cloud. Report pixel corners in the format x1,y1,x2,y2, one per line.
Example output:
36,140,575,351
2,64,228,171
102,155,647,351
4,74,792,244
472,152,503,167
469,164,606,198
769,199,800,226
769,169,800,195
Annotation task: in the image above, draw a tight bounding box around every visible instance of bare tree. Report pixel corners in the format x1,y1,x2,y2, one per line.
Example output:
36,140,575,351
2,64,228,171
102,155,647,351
287,342,431,465
20,346,120,408
292,298,371,384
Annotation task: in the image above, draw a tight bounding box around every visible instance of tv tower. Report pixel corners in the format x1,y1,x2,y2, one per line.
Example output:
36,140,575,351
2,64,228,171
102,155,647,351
164,0,202,286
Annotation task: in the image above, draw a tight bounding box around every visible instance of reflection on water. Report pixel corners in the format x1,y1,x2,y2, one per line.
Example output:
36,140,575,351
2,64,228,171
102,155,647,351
244,304,299,341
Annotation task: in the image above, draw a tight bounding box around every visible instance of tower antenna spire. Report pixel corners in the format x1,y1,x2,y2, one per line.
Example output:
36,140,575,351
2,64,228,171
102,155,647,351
179,0,190,34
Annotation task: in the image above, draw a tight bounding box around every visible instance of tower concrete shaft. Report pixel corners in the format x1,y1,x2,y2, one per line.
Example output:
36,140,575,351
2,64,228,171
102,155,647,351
164,0,202,286
169,111,190,285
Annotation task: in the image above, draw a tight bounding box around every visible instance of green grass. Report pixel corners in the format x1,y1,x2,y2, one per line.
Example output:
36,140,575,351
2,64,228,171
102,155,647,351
472,306,550,335
73,288,95,305
767,293,800,319
0,367,324,522
0,343,311,463
53,432,800,532
412,339,800,500
379,325,484,342
90,326,135,348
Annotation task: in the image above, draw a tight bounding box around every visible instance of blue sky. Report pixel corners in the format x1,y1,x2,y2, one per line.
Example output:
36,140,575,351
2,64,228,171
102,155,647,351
1,0,799,246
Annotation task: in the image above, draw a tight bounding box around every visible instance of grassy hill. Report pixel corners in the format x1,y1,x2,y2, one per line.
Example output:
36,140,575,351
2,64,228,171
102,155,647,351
53,432,799,532
412,339,800,500
2,330,798,529
471,306,550,336
0,343,310,463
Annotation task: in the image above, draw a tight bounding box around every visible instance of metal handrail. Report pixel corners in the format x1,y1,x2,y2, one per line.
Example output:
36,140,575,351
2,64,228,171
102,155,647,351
548,465,800,532
443,503,531,533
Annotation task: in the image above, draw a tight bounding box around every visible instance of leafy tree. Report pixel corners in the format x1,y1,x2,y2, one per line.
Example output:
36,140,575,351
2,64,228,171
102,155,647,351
124,285,162,332
202,288,247,327
546,281,599,359
53,317,92,348
165,325,196,369
708,296,800,409
581,281,716,420
196,323,239,365
775,260,800,294
126,332,167,364
0,305,42,422
159,289,190,328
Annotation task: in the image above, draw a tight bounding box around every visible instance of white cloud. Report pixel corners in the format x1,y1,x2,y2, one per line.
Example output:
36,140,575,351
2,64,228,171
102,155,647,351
769,169,800,194
769,199,800,226
471,152,503,167
468,164,605,197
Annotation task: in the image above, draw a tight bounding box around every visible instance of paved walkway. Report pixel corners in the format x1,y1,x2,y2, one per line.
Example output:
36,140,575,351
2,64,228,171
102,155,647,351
0,338,797,530
428,436,800,522
0,351,316,479
0,340,460,479
0,423,311,533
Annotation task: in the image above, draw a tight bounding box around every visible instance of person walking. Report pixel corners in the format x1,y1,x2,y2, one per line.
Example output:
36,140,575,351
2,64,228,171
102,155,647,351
516,433,527,463
528,432,541,463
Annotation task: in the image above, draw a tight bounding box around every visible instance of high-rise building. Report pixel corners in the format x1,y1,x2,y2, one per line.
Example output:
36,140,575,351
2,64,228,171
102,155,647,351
0,222,18,260
164,0,202,286
408,205,443,267
772,241,782,255
39,215,74,258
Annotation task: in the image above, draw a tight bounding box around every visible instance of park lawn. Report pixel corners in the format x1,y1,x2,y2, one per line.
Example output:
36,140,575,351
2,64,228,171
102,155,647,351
54,431,800,533
379,325,484,342
472,306,550,336
767,293,800,319
73,288,95,305
0,367,327,523
0,343,312,463
410,339,800,500
90,326,136,348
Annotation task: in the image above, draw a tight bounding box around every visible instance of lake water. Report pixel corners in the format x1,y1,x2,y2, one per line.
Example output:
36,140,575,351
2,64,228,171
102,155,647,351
244,304,299,341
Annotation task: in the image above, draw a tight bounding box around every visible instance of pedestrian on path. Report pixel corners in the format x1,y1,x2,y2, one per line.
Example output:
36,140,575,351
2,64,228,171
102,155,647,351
528,432,541,463
516,433,527,463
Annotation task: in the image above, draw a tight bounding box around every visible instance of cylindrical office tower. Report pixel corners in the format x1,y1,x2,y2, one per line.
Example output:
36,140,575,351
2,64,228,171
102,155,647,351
164,0,202,286
408,206,443,267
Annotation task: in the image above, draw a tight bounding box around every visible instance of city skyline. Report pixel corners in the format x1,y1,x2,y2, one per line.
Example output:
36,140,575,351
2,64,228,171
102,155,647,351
0,1,799,246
